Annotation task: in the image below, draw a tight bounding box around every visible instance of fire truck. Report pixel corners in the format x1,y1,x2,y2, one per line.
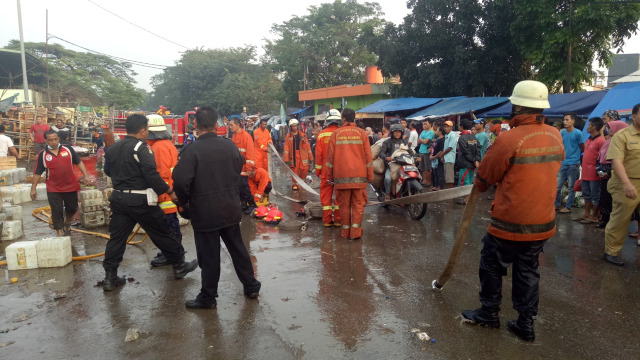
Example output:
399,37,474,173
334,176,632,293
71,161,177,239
106,108,228,146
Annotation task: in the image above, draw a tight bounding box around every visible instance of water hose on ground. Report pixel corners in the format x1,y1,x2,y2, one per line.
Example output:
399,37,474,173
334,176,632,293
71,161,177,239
0,207,147,266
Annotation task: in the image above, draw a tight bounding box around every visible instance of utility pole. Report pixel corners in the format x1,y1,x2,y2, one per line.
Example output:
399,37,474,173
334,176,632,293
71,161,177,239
565,0,573,93
17,0,30,103
46,9,50,99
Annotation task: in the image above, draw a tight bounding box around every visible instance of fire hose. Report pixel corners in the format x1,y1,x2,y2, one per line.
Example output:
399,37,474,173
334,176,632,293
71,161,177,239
0,207,147,266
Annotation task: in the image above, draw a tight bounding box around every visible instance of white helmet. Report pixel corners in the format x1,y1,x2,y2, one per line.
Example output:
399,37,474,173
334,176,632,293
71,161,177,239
509,80,550,109
325,109,341,125
146,114,167,131
289,119,299,126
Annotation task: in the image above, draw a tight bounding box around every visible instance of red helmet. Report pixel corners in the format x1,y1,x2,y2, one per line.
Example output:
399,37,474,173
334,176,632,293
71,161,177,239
254,205,270,218
264,208,283,223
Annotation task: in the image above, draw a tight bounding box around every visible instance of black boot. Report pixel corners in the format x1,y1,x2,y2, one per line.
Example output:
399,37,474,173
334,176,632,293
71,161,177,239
150,252,169,267
461,307,500,328
173,258,198,279
244,203,257,215
103,268,126,291
508,312,535,341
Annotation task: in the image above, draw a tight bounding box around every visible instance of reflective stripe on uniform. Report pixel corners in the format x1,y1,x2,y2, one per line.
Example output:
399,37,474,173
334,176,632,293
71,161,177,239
490,217,555,234
325,162,333,168
351,224,361,228
366,162,372,167
315,164,322,169
159,201,177,210
302,159,309,164
336,140,363,145
334,177,367,184
133,141,143,163
333,205,339,210
342,225,350,229
238,148,246,152
322,205,333,210
318,132,332,139
509,154,563,165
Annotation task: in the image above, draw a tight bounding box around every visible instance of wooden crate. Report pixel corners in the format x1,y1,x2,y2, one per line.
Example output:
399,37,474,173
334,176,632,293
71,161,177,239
0,156,17,170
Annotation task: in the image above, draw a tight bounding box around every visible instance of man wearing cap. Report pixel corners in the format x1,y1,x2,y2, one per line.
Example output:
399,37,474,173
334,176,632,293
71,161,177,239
603,103,640,266
145,114,182,267
173,106,261,309
283,119,313,191
440,120,457,188
315,109,342,227
461,80,564,342
325,108,373,240
471,114,488,159
253,118,272,171
229,118,258,215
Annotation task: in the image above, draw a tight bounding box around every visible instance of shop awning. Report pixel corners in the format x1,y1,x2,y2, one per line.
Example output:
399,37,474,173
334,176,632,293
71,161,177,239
356,97,443,114
407,97,508,120
588,82,640,118
483,91,608,118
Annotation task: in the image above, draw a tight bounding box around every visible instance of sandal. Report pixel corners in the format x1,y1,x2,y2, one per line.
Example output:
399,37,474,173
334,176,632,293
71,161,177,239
630,232,638,238
580,219,597,224
63,224,71,236
558,208,572,214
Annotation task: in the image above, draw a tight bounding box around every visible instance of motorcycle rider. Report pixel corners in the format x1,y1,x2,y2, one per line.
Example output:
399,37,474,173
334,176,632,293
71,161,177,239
379,123,415,201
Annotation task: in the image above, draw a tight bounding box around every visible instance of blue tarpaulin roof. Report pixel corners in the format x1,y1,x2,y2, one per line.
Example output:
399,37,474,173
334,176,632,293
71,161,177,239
407,97,508,119
483,90,608,118
288,105,313,116
356,97,443,113
581,82,640,140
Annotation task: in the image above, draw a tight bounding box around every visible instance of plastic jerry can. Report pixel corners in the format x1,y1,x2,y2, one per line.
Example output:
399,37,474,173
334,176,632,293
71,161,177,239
4,205,23,221
17,168,27,182
1,187,20,204
36,236,72,268
2,220,23,240
5,240,38,270
103,188,113,207
80,211,105,228
18,185,31,203
0,170,13,186
79,189,104,213
6,169,20,185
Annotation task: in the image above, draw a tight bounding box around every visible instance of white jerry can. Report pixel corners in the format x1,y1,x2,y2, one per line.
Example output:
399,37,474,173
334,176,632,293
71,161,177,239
79,189,104,213
5,240,39,270
2,220,24,241
80,210,105,229
4,205,23,221
36,236,73,268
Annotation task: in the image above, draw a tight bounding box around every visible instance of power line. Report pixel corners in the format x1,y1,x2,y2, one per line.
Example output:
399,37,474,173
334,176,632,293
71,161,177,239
87,0,190,50
48,34,169,70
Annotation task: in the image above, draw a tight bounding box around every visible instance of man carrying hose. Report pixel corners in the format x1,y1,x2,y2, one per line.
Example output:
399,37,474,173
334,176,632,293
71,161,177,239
461,81,564,342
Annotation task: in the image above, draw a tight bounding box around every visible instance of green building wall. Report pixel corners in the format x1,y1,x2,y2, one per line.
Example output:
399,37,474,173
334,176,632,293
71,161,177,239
312,94,387,115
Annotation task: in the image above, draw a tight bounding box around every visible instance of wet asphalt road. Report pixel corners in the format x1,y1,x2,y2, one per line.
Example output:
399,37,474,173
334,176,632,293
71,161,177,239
1,160,640,359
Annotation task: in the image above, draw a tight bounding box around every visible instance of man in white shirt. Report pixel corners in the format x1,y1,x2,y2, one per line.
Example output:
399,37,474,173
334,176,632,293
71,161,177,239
408,121,419,149
0,125,20,158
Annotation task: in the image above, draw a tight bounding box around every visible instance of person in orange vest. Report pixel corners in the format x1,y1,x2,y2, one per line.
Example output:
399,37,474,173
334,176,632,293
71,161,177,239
253,118,272,171
248,167,272,207
326,108,373,239
315,109,342,227
229,118,258,214
283,119,314,190
145,115,181,267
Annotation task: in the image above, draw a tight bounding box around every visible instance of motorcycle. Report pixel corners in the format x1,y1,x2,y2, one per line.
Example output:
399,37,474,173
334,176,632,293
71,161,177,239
373,151,427,220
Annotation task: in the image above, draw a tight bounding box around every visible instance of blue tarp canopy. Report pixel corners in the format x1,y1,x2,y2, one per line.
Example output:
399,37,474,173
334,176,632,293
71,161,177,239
356,97,443,113
588,82,640,119
227,114,242,119
483,91,608,118
288,105,313,116
0,93,20,112
407,97,508,119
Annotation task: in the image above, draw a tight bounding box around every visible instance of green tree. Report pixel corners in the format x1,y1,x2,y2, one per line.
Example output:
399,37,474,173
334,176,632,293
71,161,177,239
150,47,283,115
263,0,385,105
3,41,144,108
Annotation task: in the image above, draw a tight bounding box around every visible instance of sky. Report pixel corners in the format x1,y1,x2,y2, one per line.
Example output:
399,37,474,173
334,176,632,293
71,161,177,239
1,0,639,92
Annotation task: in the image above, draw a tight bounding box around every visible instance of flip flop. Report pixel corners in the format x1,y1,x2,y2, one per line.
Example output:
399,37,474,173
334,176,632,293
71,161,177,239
558,208,572,214
630,232,638,238
63,224,71,236
580,219,596,224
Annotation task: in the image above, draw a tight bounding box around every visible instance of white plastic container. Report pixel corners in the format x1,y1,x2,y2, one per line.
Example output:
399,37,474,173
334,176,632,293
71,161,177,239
6,169,20,185
106,176,112,188
80,210,105,228
1,187,20,204
36,183,47,200
5,240,38,270
103,188,113,207
17,168,27,182
2,219,23,240
18,184,31,203
79,189,104,212
0,170,13,186
103,207,111,226
36,236,72,268
4,205,23,220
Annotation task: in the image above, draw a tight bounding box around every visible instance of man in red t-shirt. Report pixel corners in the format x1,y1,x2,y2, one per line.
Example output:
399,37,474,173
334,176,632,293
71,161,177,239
580,117,606,223
29,115,51,156
31,130,88,236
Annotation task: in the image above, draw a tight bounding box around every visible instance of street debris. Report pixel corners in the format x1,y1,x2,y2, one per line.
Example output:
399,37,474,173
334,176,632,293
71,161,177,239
125,328,141,342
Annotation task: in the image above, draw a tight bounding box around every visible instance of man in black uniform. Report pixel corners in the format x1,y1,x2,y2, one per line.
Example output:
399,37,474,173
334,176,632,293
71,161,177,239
103,114,198,291
173,106,261,309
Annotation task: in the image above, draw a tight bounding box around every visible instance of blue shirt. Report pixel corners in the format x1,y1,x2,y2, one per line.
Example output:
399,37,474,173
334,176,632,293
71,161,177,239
561,128,585,165
444,132,457,164
419,129,435,154
475,131,488,158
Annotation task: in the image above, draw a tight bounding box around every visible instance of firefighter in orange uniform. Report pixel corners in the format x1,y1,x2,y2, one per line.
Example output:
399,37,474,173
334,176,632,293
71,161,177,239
145,115,181,267
229,118,258,214
253,118,272,171
315,109,342,227
248,167,272,207
326,109,373,239
283,119,314,190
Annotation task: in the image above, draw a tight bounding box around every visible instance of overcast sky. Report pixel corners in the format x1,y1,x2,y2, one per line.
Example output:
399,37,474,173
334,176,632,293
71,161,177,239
2,0,639,92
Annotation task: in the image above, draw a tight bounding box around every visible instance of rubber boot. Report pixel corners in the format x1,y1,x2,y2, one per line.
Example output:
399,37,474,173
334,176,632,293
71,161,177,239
508,312,535,341
461,306,500,328
103,268,126,291
173,257,198,279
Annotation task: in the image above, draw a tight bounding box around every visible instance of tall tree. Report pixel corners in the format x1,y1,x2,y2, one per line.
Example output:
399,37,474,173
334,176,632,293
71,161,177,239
3,41,144,108
150,47,283,115
263,0,385,105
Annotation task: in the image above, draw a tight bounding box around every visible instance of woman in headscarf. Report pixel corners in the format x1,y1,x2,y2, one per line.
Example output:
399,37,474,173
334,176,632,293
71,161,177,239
596,120,628,228
601,109,620,123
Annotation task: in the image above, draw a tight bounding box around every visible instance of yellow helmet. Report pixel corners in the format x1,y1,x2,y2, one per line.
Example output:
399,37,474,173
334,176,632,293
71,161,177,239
146,114,167,131
509,80,550,109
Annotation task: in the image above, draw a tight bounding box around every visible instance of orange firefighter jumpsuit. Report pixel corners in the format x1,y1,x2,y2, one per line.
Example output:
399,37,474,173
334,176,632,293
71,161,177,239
326,123,373,239
249,167,271,204
283,130,313,189
253,127,272,171
315,123,341,226
232,128,256,175
146,139,178,215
